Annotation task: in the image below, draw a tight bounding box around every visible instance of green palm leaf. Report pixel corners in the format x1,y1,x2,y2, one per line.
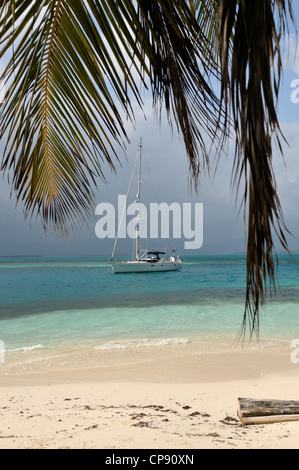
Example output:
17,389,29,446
1,0,223,233
218,0,294,337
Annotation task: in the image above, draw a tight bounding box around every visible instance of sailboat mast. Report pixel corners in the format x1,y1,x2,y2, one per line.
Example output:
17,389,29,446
136,139,142,260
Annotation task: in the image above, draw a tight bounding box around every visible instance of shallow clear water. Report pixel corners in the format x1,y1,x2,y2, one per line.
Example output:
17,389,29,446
0,254,298,360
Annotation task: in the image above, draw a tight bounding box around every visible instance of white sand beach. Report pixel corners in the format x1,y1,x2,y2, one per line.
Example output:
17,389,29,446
1,341,299,449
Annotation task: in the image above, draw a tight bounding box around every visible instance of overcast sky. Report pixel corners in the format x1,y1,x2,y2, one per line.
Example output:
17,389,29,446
1,6,299,258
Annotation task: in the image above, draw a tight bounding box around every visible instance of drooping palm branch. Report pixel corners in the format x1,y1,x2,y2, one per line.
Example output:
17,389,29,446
0,0,295,336
218,0,294,337
0,0,222,233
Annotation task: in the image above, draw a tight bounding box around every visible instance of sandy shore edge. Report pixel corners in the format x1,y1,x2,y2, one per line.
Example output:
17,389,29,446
1,344,299,449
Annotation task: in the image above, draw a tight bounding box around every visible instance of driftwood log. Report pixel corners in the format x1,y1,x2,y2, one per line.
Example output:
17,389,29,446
238,398,299,425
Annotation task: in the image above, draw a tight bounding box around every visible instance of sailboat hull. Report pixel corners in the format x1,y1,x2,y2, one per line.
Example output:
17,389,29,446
110,260,182,273
109,140,183,274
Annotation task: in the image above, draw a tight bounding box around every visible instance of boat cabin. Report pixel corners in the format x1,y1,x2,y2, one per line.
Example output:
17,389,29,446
140,251,165,262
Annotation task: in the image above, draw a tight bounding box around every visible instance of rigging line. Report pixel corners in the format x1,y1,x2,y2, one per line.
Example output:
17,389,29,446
111,147,139,260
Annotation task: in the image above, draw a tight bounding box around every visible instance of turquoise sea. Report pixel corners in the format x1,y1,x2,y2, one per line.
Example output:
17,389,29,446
0,254,298,374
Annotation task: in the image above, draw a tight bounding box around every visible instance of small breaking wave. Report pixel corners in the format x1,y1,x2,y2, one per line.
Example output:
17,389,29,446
95,337,190,350
4,344,44,353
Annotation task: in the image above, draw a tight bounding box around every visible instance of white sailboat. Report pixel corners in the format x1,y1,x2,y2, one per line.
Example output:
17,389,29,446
109,140,182,274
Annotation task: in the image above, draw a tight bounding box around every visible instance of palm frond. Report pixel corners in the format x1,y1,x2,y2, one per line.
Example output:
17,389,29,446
0,0,224,233
218,0,295,338
135,0,224,182
1,0,134,233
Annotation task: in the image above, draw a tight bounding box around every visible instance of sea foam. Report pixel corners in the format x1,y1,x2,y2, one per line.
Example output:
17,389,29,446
95,337,190,350
5,344,44,353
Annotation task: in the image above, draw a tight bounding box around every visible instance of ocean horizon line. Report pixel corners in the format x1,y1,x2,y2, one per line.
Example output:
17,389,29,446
0,250,297,260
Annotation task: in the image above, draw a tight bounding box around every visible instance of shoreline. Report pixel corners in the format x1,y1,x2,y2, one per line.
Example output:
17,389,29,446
0,336,295,383
1,342,299,449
